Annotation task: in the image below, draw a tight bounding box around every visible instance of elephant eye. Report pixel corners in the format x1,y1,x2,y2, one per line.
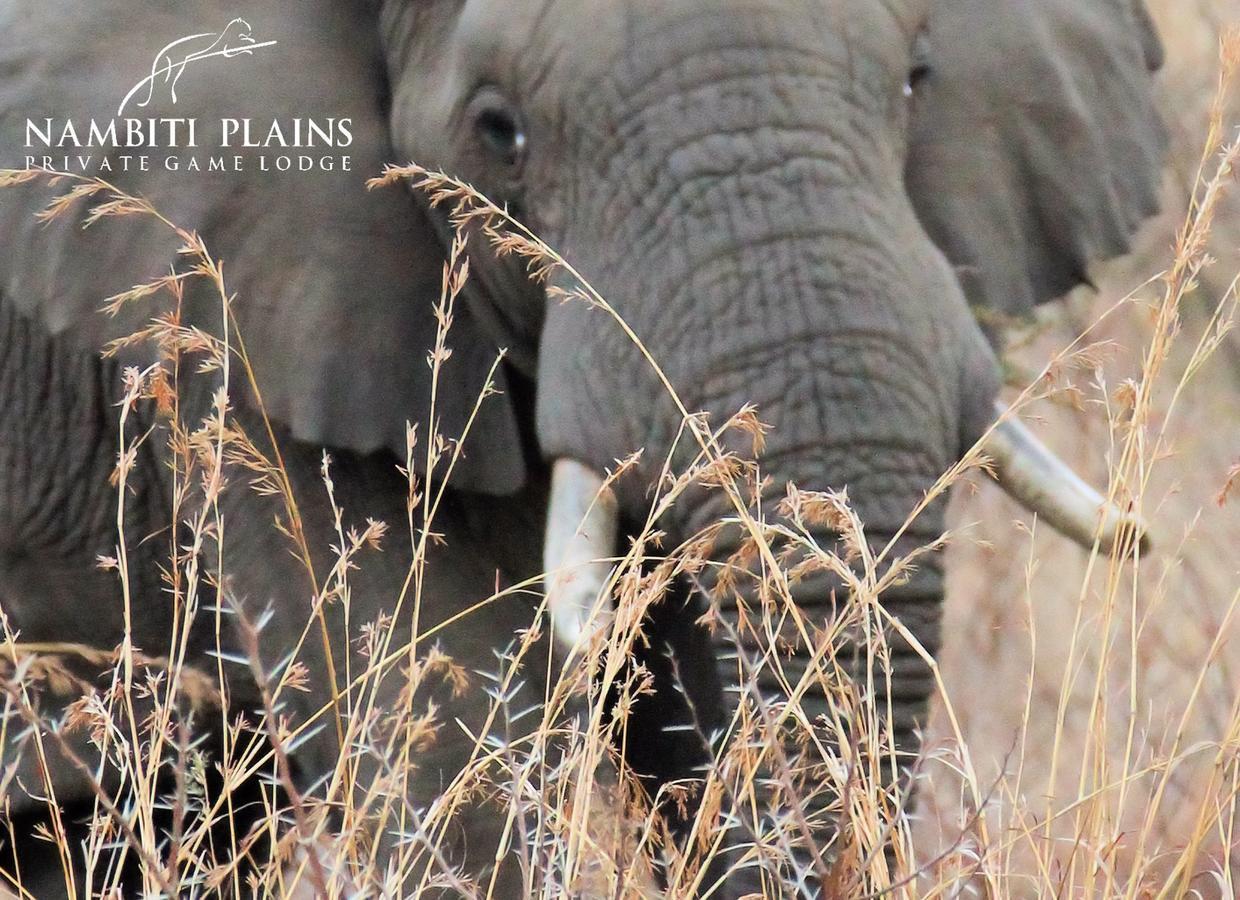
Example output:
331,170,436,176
905,60,932,95
904,31,933,97
467,88,527,170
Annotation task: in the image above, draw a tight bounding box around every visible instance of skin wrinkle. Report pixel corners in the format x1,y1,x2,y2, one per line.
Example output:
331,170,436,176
687,290,930,364
0,305,118,558
660,217,895,325
603,25,831,110
580,176,912,349
620,150,867,276
572,69,880,249
544,5,886,170
24,349,86,549
663,230,849,341
690,333,945,427
654,235,951,392
580,45,851,156
659,119,859,187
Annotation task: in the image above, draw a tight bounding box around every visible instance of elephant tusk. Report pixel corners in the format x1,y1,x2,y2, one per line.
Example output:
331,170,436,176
544,459,620,652
985,402,1151,556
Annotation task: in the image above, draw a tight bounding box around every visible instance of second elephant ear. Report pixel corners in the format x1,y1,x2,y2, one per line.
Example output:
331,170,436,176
0,0,525,494
907,0,1167,331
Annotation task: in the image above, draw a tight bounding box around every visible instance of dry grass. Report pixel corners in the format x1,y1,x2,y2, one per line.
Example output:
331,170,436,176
0,8,1236,899
921,7,1240,896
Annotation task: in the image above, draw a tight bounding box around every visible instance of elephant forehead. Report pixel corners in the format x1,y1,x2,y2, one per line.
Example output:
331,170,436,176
455,0,921,92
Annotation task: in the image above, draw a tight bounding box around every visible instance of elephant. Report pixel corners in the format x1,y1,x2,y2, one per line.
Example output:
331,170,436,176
0,0,1164,895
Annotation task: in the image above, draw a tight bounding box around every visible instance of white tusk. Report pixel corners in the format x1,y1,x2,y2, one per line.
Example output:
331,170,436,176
544,459,620,652
282,835,359,899
985,402,1151,556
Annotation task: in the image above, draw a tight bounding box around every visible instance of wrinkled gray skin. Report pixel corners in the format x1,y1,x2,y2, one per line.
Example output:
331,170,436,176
0,0,1164,894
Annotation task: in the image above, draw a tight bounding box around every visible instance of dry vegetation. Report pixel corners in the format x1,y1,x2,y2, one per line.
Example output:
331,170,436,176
923,4,1240,895
0,5,1236,898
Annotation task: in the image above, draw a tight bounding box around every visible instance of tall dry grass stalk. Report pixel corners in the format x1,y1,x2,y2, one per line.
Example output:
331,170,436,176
0,27,1235,900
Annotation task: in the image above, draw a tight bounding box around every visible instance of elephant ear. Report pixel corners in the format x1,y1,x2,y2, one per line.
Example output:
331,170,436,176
0,0,526,494
907,0,1166,329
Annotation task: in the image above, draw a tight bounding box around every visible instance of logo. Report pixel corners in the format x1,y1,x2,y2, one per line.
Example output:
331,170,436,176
118,18,278,117
23,18,352,176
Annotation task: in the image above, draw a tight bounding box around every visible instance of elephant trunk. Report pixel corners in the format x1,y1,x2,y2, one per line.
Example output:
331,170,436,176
678,479,946,890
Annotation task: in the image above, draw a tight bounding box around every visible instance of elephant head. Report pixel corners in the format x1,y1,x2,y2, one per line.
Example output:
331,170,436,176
0,0,1164,886
374,0,1162,767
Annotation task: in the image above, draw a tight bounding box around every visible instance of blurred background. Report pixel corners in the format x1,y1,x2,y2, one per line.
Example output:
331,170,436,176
925,0,1240,888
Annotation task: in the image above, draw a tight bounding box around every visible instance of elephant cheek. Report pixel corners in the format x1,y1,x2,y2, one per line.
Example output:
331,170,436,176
534,283,654,497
